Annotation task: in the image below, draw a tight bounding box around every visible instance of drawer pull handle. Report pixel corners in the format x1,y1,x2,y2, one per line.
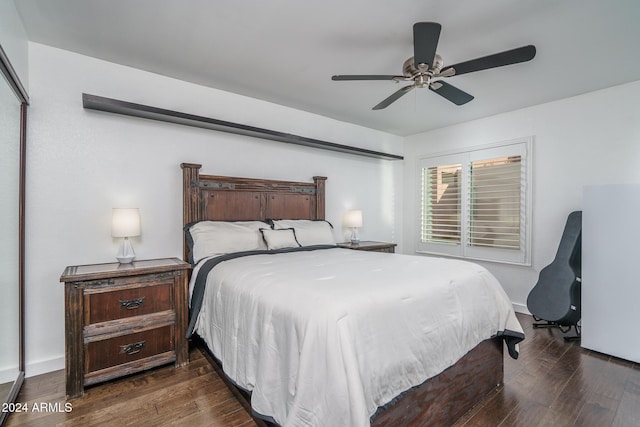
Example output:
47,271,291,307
119,297,145,310
120,340,146,355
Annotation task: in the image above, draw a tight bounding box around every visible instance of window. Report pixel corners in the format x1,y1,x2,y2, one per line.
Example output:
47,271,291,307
417,139,531,265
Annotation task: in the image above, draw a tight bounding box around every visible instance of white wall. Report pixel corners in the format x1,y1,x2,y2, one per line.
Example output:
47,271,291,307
25,42,403,376
403,80,640,312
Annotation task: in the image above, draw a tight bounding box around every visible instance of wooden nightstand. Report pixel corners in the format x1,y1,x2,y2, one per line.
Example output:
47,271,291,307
337,241,397,253
60,257,191,398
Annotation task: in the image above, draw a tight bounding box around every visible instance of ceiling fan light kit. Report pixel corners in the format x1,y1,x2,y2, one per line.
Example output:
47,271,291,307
332,22,536,110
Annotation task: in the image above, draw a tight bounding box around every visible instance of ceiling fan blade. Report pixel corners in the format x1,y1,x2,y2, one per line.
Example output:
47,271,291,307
441,45,536,76
413,22,441,67
429,81,474,105
332,75,400,81
372,85,415,110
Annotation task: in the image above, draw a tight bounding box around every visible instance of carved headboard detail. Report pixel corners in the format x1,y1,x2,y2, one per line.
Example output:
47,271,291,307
181,163,327,261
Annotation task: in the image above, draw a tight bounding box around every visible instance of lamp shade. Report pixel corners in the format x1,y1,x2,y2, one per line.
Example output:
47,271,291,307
112,208,141,238
344,210,363,228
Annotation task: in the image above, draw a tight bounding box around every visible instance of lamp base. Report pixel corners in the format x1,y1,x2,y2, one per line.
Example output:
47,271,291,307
116,237,136,264
350,228,360,245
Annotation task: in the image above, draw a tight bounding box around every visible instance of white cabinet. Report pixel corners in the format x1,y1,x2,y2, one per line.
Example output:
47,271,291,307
582,185,640,363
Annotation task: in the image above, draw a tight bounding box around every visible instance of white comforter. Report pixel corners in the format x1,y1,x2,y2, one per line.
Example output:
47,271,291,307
192,248,522,427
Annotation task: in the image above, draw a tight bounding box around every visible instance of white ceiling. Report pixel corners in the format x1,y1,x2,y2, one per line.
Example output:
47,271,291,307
14,0,640,136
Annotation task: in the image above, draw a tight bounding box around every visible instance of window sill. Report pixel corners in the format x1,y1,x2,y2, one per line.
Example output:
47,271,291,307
414,249,532,267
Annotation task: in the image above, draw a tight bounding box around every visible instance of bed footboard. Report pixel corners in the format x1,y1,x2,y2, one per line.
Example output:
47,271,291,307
197,336,503,427
371,337,503,426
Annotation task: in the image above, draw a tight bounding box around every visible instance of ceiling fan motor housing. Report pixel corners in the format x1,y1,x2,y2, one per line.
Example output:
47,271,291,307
403,54,443,87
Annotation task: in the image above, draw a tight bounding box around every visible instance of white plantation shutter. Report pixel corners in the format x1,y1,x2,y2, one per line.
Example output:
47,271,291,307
468,156,522,249
418,139,531,265
421,163,462,245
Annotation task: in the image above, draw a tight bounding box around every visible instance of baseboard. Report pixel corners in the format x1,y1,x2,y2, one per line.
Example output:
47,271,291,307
26,356,64,378
512,302,531,315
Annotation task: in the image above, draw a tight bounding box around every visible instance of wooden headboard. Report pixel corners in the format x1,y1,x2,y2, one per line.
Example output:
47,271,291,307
181,163,327,261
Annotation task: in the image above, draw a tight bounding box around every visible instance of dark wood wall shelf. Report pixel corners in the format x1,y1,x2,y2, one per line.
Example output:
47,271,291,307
82,93,403,161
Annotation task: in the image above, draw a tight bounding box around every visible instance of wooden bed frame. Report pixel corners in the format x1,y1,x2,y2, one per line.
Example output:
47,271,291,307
181,163,503,426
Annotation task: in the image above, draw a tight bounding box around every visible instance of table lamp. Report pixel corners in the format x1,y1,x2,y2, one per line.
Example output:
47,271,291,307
344,210,363,244
112,208,141,263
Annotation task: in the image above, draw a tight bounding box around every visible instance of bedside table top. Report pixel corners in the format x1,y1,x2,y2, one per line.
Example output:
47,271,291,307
60,257,191,282
337,241,397,250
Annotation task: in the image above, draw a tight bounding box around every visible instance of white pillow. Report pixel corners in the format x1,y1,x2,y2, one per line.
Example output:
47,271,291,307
187,221,269,264
272,220,336,246
260,228,301,250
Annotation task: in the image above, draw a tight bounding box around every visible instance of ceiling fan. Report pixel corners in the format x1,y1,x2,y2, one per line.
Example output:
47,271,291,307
331,22,536,110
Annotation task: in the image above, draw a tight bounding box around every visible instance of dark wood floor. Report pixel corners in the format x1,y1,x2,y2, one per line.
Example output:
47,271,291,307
6,313,640,426
454,313,640,427
5,348,256,427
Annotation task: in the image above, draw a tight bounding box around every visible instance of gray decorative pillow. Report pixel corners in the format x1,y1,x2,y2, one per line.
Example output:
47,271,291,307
260,228,301,250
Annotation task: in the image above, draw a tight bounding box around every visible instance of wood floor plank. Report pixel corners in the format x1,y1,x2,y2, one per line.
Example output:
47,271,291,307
7,314,640,427
574,399,619,427
612,367,640,427
498,397,552,427
455,387,518,426
538,396,585,427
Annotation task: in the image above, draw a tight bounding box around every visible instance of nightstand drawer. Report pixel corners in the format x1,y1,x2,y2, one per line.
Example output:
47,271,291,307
85,325,174,373
84,281,173,324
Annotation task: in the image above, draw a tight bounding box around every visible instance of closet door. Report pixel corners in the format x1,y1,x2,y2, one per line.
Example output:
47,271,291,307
0,45,27,426
582,185,640,363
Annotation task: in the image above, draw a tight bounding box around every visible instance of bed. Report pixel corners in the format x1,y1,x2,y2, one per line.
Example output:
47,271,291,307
181,163,524,427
